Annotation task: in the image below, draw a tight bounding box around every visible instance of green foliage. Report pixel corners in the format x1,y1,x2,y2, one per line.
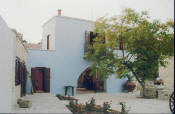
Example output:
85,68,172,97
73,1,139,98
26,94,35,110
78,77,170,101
68,100,85,113
67,98,120,113
120,102,128,114
84,8,174,96
85,97,96,111
84,33,116,80
103,101,111,113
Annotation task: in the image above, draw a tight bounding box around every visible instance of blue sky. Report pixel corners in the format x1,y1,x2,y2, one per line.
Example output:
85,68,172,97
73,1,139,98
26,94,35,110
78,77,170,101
0,0,174,43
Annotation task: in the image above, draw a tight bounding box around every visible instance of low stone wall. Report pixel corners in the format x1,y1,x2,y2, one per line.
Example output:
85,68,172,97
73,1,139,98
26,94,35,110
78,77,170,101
159,58,174,90
157,89,172,100
140,84,173,100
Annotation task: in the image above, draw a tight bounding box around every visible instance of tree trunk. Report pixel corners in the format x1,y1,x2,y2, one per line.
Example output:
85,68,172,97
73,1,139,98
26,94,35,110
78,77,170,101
134,76,146,97
95,69,98,93
141,85,146,97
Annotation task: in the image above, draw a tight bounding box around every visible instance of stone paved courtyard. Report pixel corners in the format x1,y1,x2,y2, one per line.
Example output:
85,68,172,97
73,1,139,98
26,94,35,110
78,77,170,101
12,93,72,113
12,92,172,113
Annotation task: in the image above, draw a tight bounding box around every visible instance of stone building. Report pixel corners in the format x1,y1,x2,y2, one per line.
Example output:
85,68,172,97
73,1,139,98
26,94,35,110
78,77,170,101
159,58,174,90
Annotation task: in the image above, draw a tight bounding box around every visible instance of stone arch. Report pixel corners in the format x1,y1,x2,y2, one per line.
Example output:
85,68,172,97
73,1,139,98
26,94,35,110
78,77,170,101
77,67,105,93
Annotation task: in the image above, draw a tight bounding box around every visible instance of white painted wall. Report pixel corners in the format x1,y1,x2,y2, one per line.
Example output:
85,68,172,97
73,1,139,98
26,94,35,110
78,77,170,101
28,16,127,94
11,30,28,108
42,17,56,50
0,16,14,113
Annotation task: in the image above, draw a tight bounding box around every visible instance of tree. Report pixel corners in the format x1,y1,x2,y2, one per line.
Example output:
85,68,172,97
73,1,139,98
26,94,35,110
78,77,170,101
84,8,174,96
84,34,116,80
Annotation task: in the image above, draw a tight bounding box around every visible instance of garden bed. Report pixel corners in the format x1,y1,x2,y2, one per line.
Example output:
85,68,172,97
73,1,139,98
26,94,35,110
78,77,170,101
66,98,120,114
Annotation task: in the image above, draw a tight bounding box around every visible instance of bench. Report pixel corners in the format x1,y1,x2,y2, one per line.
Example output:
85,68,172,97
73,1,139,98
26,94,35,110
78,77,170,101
64,86,75,96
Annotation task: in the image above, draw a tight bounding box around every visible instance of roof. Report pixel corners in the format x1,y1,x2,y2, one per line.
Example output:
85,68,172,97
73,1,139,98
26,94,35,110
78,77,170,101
43,15,94,27
11,29,28,52
25,43,42,50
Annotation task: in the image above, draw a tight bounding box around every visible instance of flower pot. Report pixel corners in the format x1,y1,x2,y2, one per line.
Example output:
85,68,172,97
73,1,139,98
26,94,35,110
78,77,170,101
124,80,136,92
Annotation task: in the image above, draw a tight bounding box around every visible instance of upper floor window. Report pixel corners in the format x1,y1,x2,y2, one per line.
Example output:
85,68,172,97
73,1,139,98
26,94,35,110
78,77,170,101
85,31,105,53
47,35,50,50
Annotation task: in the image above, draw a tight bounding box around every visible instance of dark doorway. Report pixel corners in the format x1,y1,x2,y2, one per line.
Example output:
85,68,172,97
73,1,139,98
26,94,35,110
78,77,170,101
31,67,50,93
77,68,105,94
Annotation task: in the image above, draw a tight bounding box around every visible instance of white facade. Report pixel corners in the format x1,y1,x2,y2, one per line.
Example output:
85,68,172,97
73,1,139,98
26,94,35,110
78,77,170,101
42,17,56,50
28,16,127,95
0,16,14,113
11,29,28,109
0,16,28,113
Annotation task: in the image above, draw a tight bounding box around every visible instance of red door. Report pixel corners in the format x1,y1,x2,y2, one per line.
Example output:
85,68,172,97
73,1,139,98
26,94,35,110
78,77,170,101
35,69,43,92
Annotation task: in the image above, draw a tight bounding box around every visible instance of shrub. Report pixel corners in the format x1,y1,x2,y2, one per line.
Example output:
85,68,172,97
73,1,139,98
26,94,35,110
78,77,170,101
85,97,96,111
120,102,129,114
103,101,111,113
56,94,64,100
68,100,86,113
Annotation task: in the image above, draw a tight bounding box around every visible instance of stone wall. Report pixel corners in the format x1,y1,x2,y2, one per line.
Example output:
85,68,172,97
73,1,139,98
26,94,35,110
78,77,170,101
159,58,174,89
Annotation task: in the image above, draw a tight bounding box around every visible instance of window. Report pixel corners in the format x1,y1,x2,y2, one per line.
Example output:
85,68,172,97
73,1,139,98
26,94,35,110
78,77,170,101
47,35,50,50
15,57,27,86
15,57,20,85
117,38,127,50
119,40,124,50
85,31,105,53
85,31,90,53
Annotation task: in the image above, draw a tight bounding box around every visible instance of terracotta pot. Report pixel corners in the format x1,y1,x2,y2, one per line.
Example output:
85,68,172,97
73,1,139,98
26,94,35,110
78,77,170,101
124,80,136,92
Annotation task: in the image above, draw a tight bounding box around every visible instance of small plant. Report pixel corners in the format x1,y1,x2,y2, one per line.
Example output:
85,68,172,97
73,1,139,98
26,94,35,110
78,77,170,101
119,102,129,114
85,97,96,111
56,94,64,100
154,79,164,85
68,100,86,113
67,98,120,114
69,100,76,108
103,101,111,113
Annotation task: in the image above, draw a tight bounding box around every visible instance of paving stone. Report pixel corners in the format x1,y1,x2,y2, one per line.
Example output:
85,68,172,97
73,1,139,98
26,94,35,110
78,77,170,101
12,93,72,113
18,99,32,108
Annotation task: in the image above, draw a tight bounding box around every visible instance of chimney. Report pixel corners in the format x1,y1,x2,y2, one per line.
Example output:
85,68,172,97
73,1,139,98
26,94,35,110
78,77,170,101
58,9,62,16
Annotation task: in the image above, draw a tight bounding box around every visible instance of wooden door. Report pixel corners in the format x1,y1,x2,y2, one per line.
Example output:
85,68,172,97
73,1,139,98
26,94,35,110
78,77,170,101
31,67,50,93
31,68,44,92
44,68,50,92
35,69,43,92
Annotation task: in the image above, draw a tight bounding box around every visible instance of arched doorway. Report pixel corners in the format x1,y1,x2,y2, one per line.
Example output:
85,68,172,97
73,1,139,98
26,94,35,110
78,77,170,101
77,68,105,94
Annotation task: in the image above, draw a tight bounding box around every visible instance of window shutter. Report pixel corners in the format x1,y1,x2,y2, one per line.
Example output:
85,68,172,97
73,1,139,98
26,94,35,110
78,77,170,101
90,32,94,45
85,31,90,53
15,59,18,85
15,58,21,85
31,68,36,92
45,68,50,92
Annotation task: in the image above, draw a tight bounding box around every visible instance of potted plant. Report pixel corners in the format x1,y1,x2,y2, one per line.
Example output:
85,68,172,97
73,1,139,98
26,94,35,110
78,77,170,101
154,76,164,85
124,75,136,92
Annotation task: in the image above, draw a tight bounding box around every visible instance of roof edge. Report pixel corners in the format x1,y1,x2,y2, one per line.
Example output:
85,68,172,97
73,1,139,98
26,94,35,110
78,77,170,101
42,15,94,27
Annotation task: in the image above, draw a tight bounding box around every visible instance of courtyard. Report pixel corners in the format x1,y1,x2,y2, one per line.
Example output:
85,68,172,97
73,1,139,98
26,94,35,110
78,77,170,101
73,92,171,113
12,92,172,113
